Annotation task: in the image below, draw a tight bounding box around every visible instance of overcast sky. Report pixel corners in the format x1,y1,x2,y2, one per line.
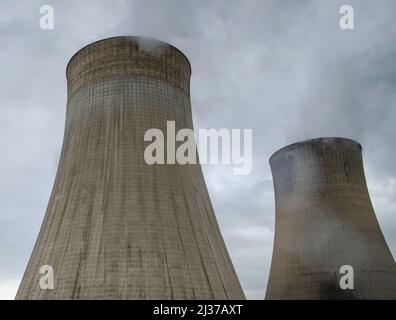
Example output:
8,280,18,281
1,0,396,300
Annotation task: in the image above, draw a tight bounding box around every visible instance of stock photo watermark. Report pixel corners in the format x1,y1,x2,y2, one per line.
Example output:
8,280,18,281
39,265,54,290
39,4,54,30
339,265,354,290
339,5,354,30
144,121,253,175
38,4,354,31
38,263,354,291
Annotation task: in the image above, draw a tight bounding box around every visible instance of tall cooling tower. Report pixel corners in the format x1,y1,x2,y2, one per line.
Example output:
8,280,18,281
265,137,396,299
16,36,245,300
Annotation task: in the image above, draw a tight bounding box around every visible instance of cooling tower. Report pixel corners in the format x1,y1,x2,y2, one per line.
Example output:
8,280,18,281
16,36,245,300
265,137,396,299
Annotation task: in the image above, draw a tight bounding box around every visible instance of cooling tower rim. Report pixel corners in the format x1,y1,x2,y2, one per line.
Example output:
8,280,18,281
66,35,192,76
269,137,362,163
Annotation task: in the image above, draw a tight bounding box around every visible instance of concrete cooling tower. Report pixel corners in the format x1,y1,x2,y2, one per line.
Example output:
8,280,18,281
16,36,245,300
265,137,396,299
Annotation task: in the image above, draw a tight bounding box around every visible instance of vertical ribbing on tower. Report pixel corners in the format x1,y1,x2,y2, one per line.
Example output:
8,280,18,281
16,36,245,300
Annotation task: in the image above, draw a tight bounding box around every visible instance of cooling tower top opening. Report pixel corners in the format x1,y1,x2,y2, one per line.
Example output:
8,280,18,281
269,137,362,164
66,36,191,96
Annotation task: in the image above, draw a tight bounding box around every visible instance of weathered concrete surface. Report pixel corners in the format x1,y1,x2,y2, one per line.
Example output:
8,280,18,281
266,138,396,299
16,37,245,300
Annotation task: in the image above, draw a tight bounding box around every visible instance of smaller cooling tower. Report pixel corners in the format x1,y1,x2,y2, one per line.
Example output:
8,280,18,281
265,137,396,299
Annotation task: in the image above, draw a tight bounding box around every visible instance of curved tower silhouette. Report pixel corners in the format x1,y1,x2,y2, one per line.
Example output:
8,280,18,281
266,137,396,299
16,36,245,300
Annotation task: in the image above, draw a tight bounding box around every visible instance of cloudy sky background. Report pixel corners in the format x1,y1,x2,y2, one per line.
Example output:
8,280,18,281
1,0,396,299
